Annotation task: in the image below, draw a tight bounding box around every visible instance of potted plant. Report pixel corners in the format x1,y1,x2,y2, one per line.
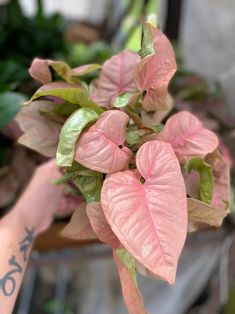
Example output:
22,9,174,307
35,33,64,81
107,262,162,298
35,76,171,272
16,22,230,313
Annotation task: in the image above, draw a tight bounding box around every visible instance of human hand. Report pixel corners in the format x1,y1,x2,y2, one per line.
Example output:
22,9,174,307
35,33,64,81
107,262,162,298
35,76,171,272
14,159,64,235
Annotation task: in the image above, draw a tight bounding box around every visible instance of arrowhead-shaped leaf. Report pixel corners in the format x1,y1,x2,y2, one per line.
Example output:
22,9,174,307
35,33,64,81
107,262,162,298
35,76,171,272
56,108,99,166
29,58,76,84
134,24,176,111
29,58,100,84
75,110,132,173
101,141,187,284
61,203,97,240
113,250,148,314
16,101,62,157
91,50,140,109
152,111,219,163
28,82,103,114
86,202,120,248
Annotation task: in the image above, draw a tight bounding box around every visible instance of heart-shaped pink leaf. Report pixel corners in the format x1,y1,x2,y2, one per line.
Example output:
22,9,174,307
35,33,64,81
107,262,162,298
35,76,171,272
113,250,148,314
101,141,187,284
148,111,219,163
134,24,176,111
61,203,97,240
86,202,120,248
75,110,132,173
90,50,140,109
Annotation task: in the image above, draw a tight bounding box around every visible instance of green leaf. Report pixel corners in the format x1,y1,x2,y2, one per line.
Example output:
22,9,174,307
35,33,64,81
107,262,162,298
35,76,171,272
56,108,99,166
152,124,164,133
72,175,102,203
114,92,135,108
52,172,75,185
53,102,80,116
126,129,141,145
0,92,26,129
65,162,101,177
49,61,77,84
116,249,137,286
185,157,214,204
140,23,154,59
29,83,104,114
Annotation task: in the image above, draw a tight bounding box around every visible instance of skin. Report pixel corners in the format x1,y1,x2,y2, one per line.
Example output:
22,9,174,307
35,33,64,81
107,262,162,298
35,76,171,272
0,160,64,313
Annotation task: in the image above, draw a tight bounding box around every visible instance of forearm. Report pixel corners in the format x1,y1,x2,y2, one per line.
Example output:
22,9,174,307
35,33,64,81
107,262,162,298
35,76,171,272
0,210,35,314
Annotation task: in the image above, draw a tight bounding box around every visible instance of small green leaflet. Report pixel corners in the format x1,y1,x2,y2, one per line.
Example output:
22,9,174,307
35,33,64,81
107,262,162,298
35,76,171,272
56,108,99,166
73,175,102,203
126,127,153,146
29,83,103,114
152,124,164,133
49,62,100,83
116,249,137,286
126,129,141,145
53,163,101,185
114,92,135,108
49,61,76,84
0,92,26,129
185,157,214,204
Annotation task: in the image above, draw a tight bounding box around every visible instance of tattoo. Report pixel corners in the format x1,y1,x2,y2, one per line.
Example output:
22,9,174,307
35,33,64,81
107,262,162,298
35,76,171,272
18,227,35,261
0,227,34,297
0,255,22,296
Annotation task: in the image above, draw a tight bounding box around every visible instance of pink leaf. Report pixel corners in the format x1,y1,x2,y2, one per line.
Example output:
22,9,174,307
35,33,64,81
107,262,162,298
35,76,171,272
134,25,176,111
101,141,187,284
29,58,98,84
16,101,61,157
71,64,101,76
205,150,230,210
29,58,52,84
86,202,120,248
91,50,140,109
61,203,97,240
150,111,219,163
113,251,148,314
75,110,132,173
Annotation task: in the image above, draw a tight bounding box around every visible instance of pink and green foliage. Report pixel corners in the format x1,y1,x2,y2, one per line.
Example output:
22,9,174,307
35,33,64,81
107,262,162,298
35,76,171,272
16,22,230,314
134,23,177,111
90,49,140,109
101,141,187,284
75,110,132,173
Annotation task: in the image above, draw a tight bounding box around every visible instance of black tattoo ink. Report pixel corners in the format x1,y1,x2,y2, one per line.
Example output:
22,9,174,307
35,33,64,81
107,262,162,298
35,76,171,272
0,255,22,296
18,227,35,261
0,227,34,297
